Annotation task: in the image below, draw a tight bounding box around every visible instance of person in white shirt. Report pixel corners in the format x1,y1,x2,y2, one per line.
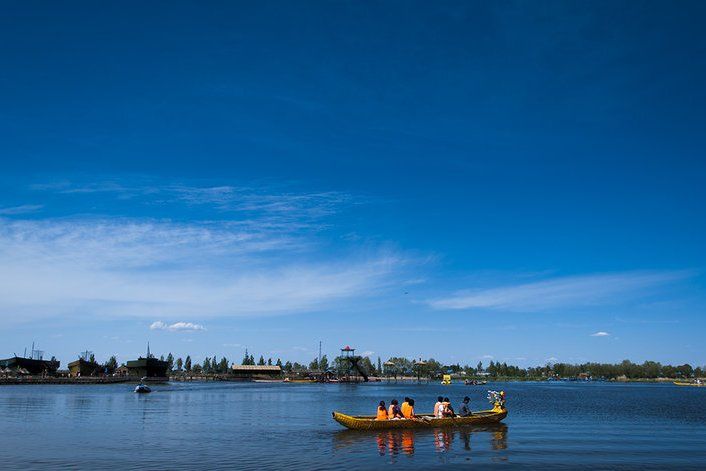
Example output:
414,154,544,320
434,396,444,417
433,396,444,418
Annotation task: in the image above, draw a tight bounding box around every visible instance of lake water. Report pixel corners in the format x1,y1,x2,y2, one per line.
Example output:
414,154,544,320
1,381,705,469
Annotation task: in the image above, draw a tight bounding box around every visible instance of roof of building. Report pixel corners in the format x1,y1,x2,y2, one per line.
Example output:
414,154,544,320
231,365,282,371
126,357,168,368
67,358,101,368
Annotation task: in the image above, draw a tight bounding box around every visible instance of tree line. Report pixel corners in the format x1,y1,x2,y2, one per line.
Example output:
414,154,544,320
381,358,704,380
89,352,704,379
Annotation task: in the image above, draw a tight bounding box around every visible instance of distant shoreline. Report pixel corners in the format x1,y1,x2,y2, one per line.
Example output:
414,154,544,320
0,375,699,386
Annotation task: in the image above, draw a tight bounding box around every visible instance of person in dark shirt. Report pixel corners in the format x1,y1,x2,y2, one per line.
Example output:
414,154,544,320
459,396,472,417
388,399,404,419
442,397,455,417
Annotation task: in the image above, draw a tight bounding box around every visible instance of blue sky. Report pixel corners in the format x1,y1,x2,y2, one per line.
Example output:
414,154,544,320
1,1,705,368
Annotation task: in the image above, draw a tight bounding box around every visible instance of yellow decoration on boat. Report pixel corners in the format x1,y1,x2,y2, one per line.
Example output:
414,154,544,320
441,374,452,385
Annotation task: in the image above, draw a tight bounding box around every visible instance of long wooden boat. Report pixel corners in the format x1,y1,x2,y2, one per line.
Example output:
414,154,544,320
332,409,507,430
674,381,705,387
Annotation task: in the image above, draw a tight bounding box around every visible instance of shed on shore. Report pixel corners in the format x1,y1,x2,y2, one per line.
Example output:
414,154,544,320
68,358,104,377
231,365,282,379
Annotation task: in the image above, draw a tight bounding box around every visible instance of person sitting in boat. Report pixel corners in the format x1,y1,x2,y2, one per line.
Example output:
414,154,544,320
400,397,410,417
388,399,404,419
436,400,445,418
402,398,416,418
433,396,444,417
376,401,388,420
436,397,449,417
458,396,472,417
441,397,455,417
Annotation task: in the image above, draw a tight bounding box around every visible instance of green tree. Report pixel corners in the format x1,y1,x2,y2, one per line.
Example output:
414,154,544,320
166,353,174,371
284,361,293,372
309,358,319,371
104,356,118,374
676,364,694,378
176,357,183,371
89,353,96,364
185,355,192,371
387,357,414,377
377,357,382,376
359,356,375,376
258,355,265,366
477,361,483,373
486,361,496,376
424,358,442,379
267,358,272,366
320,355,329,371
218,357,229,373
276,358,283,368
203,357,211,372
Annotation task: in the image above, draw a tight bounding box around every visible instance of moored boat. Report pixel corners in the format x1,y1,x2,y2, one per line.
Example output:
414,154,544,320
134,377,151,393
283,378,317,383
134,384,151,393
674,381,704,387
332,408,507,430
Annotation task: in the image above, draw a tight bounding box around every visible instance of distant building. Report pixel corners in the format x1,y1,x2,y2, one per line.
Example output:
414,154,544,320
68,358,104,377
231,364,282,379
126,357,169,378
115,365,129,377
0,356,60,375
126,343,169,378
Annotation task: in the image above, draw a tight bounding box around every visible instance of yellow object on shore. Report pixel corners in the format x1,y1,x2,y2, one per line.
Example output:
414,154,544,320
441,374,451,385
674,381,704,387
332,408,507,430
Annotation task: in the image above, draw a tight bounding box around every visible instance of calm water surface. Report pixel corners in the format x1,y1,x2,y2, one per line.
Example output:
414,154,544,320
1,381,705,469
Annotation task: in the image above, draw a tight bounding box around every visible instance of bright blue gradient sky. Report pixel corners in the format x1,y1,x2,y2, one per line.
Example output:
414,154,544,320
1,1,705,368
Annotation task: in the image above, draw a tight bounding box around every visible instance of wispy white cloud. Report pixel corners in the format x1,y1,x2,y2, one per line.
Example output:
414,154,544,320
590,331,610,337
150,321,206,332
427,271,691,312
31,180,352,227
0,204,43,215
0,215,405,324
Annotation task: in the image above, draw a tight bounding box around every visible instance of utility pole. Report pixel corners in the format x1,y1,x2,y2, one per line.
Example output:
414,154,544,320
318,341,322,367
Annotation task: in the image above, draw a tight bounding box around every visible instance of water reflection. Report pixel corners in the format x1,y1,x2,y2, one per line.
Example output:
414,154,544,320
334,424,508,460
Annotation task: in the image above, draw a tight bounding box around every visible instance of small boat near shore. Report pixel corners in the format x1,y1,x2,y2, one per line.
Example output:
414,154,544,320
332,409,507,430
134,377,151,393
674,381,704,387
465,379,487,385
